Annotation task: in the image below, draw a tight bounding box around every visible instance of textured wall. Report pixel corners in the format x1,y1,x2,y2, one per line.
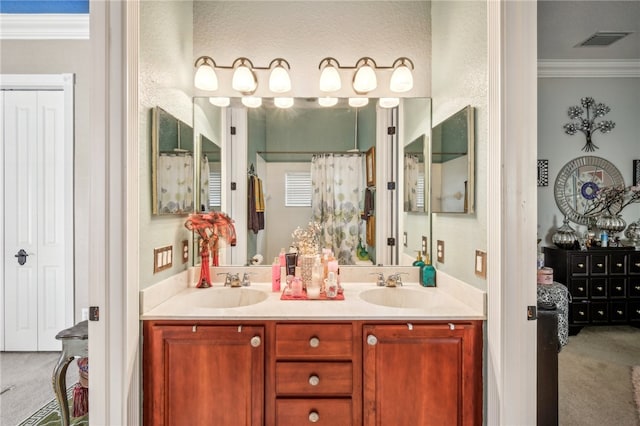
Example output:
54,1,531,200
537,77,640,245
431,1,487,290
193,1,431,98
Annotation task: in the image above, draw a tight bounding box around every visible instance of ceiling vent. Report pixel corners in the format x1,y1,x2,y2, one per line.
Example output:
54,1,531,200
576,31,633,47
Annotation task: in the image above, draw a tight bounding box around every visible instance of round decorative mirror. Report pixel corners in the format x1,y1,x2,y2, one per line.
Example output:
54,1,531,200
554,156,624,225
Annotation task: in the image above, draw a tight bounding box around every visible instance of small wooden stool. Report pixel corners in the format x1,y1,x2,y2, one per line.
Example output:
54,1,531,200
52,320,88,426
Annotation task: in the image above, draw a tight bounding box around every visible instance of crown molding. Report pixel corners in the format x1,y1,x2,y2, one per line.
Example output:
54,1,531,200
538,59,640,78
0,14,89,40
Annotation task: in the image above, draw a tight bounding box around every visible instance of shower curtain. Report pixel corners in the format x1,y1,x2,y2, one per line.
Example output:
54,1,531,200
404,154,419,211
311,154,365,264
157,153,194,214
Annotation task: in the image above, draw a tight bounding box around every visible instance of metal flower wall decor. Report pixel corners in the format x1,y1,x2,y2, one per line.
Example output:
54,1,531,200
563,97,615,152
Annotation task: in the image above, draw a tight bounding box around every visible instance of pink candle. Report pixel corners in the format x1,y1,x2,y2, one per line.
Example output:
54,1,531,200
327,260,338,274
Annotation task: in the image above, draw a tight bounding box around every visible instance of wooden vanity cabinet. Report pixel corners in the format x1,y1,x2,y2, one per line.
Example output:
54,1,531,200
143,321,265,426
362,321,483,426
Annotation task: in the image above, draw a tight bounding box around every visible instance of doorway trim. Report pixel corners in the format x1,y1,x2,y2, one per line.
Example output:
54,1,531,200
0,73,75,352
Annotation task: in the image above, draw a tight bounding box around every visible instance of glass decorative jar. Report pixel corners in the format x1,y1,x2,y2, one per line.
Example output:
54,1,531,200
596,214,626,235
552,218,578,249
624,219,640,246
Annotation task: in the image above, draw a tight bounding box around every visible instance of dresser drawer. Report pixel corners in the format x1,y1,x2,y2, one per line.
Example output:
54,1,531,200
276,362,353,395
610,253,627,274
589,302,609,323
275,324,353,359
569,254,588,275
569,279,588,299
571,302,590,323
630,302,640,322
629,253,640,274
630,278,640,298
590,254,608,275
275,398,352,426
610,302,628,322
609,278,627,298
589,278,607,299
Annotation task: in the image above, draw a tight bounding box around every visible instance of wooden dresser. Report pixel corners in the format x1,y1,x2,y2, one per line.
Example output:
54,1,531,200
543,246,640,334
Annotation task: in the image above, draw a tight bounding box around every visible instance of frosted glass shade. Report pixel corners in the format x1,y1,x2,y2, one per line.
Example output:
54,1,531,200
269,66,291,93
390,65,413,93
208,97,230,107
319,65,341,92
318,97,338,107
379,98,399,108
241,96,262,108
194,63,218,91
353,65,377,93
274,97,294,108
348,97,369,107
232,65,257,93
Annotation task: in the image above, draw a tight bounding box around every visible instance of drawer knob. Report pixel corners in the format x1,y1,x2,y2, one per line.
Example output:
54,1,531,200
308,375,320,386
598,310,604,316
635,286,640,291
367,334,378,346
579,311,585,316
596,286,603,291
577,263,585,269
578,287,584,292
250,336,261,347
635,262,640,267
616,263,623,268
309,411,320,423
309,336,320,348
596,263,604,268
617,310,623,315
616,286,622,291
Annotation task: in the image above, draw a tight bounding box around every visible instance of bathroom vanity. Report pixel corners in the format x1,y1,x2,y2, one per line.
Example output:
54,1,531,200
141,276,485,425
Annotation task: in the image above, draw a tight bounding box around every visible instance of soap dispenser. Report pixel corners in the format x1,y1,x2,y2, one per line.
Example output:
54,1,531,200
412,251,425,267
421,254,436,287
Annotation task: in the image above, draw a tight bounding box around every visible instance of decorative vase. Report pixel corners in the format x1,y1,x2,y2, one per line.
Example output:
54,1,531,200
596,214,626,235
624,219,640,246
552,218,578,249
300,254,317,290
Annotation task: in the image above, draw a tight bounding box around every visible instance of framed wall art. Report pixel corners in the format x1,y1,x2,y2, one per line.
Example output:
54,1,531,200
634,159,640,186
366,146,376,187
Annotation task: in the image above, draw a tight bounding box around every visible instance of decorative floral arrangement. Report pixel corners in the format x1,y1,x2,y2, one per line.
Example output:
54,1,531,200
292,221,321,255
563,97,615,152
588,185,640,216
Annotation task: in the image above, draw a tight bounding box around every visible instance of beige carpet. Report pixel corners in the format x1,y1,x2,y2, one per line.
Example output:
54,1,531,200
559,326,640,426
633,366,640,421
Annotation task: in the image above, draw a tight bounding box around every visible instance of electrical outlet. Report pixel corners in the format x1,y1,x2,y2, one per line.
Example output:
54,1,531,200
154,245,173,273
475,250,487,278
421,236,428,255
182,240,189,263
437,240,445,263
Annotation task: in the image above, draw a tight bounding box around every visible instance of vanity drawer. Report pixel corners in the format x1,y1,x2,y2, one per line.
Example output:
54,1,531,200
275,323,353,359
275,398,352,426
276,362,352,396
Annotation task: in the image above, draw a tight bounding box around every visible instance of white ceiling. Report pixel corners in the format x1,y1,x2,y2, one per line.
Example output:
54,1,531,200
538,0,640,60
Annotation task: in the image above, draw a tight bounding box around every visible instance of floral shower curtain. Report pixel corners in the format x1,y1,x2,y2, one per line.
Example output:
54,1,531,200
311,154,365,264
200,155,210,211
157,153,194,214
404,154,419,211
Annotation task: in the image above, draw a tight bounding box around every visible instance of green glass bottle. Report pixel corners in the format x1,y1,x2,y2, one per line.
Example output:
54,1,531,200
421,254,436,287
412,251,425,267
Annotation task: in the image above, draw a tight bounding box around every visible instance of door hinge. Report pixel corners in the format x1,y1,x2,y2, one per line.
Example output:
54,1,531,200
387,238,396,247
89,306,100,321
387,182,396,190
527,305,537,321
387,126,396,135
230,182,237,190
230,126,236,135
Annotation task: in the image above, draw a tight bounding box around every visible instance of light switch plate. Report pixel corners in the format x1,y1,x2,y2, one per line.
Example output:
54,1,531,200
475,250,486,278
154,245,173,273
437,240,445,263
421,236,428,255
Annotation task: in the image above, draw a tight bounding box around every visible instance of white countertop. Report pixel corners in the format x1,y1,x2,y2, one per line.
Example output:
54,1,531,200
141,278,486,321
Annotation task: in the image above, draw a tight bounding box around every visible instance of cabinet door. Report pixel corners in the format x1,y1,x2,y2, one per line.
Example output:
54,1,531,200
362,322,482,426
144,323,264,426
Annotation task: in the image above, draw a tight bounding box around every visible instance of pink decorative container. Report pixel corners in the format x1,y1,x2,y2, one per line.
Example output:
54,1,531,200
537,267,553,285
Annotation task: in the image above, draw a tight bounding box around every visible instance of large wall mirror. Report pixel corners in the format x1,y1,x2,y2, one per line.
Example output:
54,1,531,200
430,105,475,214
193,97,431,266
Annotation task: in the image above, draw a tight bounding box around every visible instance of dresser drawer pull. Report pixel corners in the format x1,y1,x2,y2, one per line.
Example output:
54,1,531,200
616,286,622,291
250,336,261,347
637,309,640,314
578,287,584,292
635,262,640,267
309,336,320,348
596,286,603,291
308,374,320,386
596,263,604,268
616,263,623,268
617,310,623,315
309,411,320,423
597,310,604,316
578,311,585,316
635,286,640,291
367,334,378,346
577,263,585,269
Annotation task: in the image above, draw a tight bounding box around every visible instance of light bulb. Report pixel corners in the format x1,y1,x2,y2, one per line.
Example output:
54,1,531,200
241,96,262,108
319,65,341,92
379,98,399,108
194,62,218,91
232,65,257,93
353,64,377,93
348,98,369,108
208,97,230,107
390,65,413,93
274,97,294,108
269,65,291,93
318,97,338,107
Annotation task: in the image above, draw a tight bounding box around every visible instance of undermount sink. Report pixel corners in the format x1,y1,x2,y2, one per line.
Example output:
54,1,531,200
359,287,435,309
184,287,268,308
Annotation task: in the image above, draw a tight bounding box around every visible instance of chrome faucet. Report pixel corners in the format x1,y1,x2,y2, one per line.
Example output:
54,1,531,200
218,272,241,287
385,273,407,287
370,272,386,287
241,272,252,287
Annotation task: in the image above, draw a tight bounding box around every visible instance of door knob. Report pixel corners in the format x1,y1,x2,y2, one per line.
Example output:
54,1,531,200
14,249,29,265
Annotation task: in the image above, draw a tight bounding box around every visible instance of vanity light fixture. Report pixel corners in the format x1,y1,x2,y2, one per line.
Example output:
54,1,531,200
194,56,292,95
318,97,339,107
379,97,400,108
209,97,230,107
241,96,262,108
348,97,369,108
318,56,414,94
274,97,294,109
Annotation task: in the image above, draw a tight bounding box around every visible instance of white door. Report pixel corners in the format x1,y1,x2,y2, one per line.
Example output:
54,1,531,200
3,89,71,351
